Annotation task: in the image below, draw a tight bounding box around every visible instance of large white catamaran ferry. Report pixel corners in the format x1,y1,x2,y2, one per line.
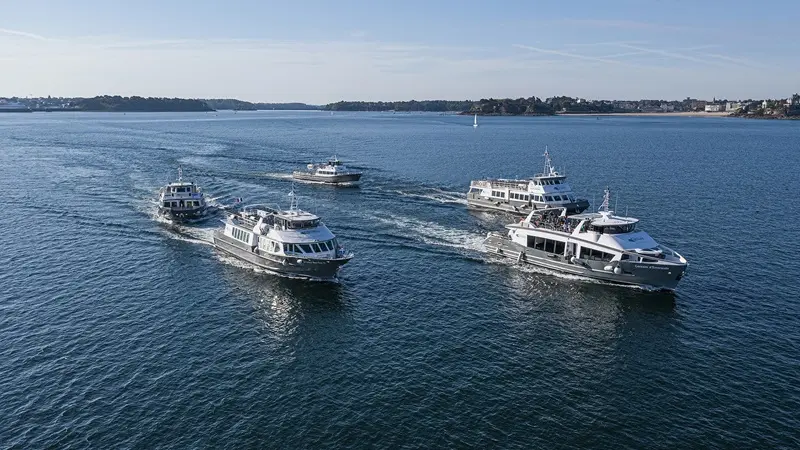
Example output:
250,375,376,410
467,148,590,215
484,188,687,290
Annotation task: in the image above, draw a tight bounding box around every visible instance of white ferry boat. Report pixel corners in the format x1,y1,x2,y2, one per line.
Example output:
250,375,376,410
158,167,208,222
212,192,353,280
484,188,687,290
0,100,32,113
467,148,589,215
292,157,362,184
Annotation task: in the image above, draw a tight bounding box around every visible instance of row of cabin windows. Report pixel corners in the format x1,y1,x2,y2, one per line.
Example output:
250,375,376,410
526,236,566,255
579,246,614,262
282,219,321,229
164,200,202,208
318,170,337,175
533,194,574,203
170,186,194,193
489,191,574,203
526,235,616,262
285,240,337,255
620,254,659,263
588,223,636,234
231,227,252,243
533,179,563,185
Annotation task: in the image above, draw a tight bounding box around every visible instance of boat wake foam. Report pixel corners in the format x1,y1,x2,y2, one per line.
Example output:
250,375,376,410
373,214,485,254
371,186,467,206
260,172,294,181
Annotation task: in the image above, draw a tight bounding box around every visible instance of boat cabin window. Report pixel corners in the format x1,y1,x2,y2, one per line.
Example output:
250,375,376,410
163,201,171,207
285,219,320,229
231,227,251,243
527,236,566,255
285,240,335,254
545,196,554,202
491,190,506,198
579,247,614,261
510,193,529,201
588,223,636,234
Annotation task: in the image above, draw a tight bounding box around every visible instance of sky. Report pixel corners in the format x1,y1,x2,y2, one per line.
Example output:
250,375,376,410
1,0,798,103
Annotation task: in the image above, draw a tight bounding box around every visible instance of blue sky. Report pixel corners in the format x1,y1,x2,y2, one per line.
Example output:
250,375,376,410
1,0,798,102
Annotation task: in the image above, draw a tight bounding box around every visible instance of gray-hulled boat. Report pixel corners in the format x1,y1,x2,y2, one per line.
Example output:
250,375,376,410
0,100,32,113
467,148,589,215
484,188,687,290
212,191,353,280
292,157,362,184
158,167,208,222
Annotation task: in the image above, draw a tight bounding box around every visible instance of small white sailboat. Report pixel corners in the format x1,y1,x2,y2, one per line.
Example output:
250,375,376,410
473,114,478,128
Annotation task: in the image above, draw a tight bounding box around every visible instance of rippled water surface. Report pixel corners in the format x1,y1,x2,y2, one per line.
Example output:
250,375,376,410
1,111,798,448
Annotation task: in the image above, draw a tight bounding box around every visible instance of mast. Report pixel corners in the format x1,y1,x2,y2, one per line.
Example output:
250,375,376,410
598,187,611,213
177,166,183,182
542,146,555,176
288,184,299,212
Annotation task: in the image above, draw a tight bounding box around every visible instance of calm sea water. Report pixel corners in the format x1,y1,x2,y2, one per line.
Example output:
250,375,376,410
1,111,798,449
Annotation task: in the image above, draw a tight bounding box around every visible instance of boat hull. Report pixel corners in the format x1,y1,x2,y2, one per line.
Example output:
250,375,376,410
212,231,351,280
484,234,686,290
292,172,362,184
467,194,589,215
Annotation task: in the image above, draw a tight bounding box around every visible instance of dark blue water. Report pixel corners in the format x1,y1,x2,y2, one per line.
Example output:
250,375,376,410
1,111,798,448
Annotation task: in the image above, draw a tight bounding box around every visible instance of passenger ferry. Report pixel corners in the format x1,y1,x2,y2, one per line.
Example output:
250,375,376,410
212,191,353,280
292,157,362,184
0,100,32,113
484,188,687,290
467,148,589,215
158,167,208,222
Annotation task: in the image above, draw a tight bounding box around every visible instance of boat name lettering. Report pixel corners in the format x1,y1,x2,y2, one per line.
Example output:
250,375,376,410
634,265,668,270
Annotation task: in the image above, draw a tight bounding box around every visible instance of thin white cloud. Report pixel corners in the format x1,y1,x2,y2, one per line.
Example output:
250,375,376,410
690,51,760,68
617,43,758,68
512,44,642,67
0,27,50,41
557,19,688,32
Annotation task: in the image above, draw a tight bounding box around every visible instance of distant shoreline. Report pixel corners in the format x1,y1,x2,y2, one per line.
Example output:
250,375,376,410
558,111,732,118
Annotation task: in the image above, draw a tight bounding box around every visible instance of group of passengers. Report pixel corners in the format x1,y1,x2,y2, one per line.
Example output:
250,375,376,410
531,212,574,233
